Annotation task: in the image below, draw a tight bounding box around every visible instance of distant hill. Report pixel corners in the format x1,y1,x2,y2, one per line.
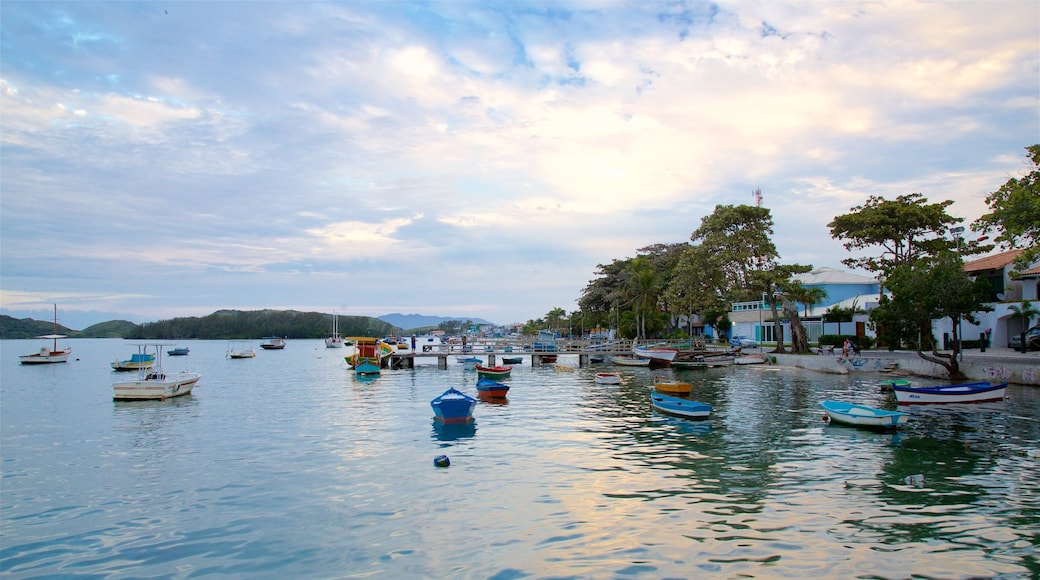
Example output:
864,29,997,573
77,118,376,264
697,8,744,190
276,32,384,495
0,314,78,339
378,313,493,330
1,310,402,340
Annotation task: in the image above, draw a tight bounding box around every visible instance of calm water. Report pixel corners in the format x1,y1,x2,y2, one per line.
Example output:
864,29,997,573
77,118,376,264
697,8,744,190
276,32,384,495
2,339,1039,579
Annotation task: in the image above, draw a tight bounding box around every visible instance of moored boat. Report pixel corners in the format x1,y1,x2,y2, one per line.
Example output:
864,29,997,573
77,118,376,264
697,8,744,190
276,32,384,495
113,345,201,400
431,387,477,423
167,346,190,356
650,391,712,420
476,377,510,398
633,344,678,367
893,381,1008,405
734,354,766,365
594,372,622,384
502,356,523,365
347,337,390,372
456,356,482,369
610,355,650,367
260,336,286,350
820,400,909,428
226,341,256,359
325,312,344,348
476,364,512,379
652,376,692,395
111,346,156,371
554,363,574,372
18,304,71,364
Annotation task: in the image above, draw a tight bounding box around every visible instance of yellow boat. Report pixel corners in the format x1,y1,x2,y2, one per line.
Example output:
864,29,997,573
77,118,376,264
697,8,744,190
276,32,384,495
652,376,692,395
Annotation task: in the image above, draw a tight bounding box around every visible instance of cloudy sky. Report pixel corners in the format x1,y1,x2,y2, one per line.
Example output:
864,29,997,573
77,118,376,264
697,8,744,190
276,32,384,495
2,1,1037,330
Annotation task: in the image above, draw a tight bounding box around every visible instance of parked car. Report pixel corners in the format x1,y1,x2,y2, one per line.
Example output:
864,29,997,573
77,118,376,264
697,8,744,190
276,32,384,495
1009,325,1040,351
730,335,758,348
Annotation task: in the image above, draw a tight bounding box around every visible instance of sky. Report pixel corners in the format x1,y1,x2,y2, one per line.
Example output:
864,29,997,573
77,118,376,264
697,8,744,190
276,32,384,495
1,1,1038,330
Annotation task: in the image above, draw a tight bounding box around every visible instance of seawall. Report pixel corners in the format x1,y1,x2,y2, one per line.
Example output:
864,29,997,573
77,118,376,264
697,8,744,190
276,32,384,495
771,350,1039,386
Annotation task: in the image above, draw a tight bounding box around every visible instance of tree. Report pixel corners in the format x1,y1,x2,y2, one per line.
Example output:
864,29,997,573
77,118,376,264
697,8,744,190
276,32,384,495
544,307,567,333
880,253,993,379
973,144,1040,269
625,258,659,340
828,193,967,280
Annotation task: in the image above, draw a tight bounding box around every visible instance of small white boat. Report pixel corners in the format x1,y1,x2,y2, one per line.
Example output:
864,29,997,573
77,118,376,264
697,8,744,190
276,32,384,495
226,341,256,359
594,372,622,384
325,312,344,348
19,305,71,364
893,381,1008,405
633,344,678,366
113,345,200,400
820,401,909,429
610,355,650,367
260,336,286,350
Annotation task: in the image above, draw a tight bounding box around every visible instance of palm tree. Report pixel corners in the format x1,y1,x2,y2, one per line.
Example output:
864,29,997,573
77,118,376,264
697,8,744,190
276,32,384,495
626,258,659,340
545,307,567,333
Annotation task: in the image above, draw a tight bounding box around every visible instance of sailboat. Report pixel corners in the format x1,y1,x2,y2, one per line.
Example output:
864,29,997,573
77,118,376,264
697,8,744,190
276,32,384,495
325,311,344,348
19,304,72,364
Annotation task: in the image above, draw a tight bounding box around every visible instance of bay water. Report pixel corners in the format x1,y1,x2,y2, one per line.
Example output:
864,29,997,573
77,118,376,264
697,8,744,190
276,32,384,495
2,339,1038,578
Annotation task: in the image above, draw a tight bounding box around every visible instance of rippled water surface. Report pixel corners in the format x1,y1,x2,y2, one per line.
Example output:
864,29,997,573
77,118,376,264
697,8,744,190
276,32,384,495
2,339,1038,578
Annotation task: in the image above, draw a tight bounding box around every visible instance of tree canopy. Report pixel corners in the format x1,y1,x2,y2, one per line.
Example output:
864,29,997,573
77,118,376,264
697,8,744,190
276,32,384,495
973,144,1040,269
827,193,972,280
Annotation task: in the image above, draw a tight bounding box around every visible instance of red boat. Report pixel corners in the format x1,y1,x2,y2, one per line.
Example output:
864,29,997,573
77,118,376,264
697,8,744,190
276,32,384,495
475,364,512,379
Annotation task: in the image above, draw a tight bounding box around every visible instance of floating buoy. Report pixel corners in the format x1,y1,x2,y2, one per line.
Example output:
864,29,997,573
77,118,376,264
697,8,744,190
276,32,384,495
433,455,450,468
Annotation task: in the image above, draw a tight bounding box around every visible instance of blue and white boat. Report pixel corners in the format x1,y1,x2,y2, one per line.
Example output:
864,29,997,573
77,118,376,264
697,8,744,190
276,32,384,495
476,377,510,398
650,391,712,420
893,381,1008,405
111,346,156,371
431,387,477,423
820,400,909,428
456,356,482,370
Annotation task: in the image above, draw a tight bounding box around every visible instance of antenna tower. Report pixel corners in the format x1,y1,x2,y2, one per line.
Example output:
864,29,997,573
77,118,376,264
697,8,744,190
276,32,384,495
752,188,762,207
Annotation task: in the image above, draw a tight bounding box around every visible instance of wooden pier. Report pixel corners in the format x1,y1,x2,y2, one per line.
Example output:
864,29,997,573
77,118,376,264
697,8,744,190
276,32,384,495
385,338,706,370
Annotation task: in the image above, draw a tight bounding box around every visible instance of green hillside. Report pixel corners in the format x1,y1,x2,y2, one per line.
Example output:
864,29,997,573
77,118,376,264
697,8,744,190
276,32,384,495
2,310,402,340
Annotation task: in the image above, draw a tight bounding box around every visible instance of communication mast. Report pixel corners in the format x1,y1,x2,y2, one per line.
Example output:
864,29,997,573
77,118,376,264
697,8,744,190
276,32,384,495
752,188,762,207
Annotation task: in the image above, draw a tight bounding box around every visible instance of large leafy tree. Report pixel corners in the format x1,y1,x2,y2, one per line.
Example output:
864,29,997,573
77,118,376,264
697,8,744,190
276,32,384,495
828,193,967,280
880,252,993,379
973,144,1040,269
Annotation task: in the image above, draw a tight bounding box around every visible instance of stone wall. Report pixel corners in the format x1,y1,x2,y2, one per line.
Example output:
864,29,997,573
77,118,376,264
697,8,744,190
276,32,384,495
771,353,1039,386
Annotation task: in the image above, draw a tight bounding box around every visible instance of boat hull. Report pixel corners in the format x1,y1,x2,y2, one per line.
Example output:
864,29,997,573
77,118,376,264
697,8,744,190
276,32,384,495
431,388,477,423
476,365,512,379
820,401,908,428
652,377,692,395
476,377,510,397
894,381,1008,405
610,355,649,367
634,345,678,367
167,348,190,356
19,349,71,364
113,373,201,401
594,372,622,384
651,391,712,420
355,362,381,376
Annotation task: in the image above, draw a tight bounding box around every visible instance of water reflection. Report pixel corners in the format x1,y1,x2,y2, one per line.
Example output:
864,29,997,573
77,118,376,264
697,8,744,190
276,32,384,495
431,420,477,442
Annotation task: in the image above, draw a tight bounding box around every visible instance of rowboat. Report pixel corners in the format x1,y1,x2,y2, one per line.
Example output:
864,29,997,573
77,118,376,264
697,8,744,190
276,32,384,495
502,356,523,365
734,354,766,365
594,372,622,384
610,355,650,367
19,304,71,364
554,363,574,372
820,400,909,428
167,346,190,356
633,344,678,367
476,377,510,398
111,347,156,371
456,356,482,369
893,381,1008,405
539,355,558,364
650,391,712,420
652,376,692,395
476,365,512,379
113,344,201,401
431,387,477,423
347,337,393,371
